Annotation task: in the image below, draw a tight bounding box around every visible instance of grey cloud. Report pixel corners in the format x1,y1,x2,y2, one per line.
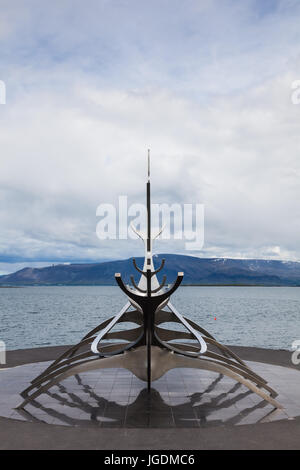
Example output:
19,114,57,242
1,1,300,272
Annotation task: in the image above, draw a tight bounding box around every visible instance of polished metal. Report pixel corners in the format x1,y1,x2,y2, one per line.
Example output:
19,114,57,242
17,154,282,410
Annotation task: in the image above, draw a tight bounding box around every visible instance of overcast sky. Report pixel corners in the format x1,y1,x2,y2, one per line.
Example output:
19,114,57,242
1,0,300,274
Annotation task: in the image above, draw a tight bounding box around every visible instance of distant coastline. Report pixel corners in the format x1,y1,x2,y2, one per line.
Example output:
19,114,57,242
0,285,23,288
1,254,300,287
1,283,300,288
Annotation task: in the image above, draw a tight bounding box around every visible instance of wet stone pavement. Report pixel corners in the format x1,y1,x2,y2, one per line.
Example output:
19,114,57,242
0,360,299,428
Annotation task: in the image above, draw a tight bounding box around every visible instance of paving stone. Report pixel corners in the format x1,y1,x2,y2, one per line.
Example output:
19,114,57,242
0,360,299,428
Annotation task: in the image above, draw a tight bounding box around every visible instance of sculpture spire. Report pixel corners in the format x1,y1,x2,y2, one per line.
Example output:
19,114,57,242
146,149,151,254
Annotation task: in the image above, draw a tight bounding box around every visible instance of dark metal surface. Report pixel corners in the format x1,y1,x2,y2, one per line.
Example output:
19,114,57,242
17,154,282,410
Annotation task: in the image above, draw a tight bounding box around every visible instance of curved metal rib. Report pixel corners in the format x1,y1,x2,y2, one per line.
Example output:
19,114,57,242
154,330,205,358
130,275,147,293
30,335,97,384
32,304,133,385
23,334,142,399
202,351,276,396
105,326,143,341
161,272,184,299
115,273,143,303
17,354,127,409
167,353,282,409
132,257,165,279
155,326,194,341
130,222,146,241
168,340,267,385
119,310,143,325
181,315,216,340
167,302,207,354
155,309,181,324
132,258,146,277
152,258,165,275
152,224,166,240
21,350,96,397
151,275,167,293
91,302,139,355
159,308,266,383
183,315,250,368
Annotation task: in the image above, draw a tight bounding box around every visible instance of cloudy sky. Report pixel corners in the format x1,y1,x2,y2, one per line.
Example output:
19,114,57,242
1,0,300,274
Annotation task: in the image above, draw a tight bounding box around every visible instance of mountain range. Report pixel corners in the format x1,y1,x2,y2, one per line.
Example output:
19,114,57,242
1,254,300,286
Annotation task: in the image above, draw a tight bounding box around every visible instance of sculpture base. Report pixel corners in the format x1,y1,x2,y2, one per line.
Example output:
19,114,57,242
17,345,282,410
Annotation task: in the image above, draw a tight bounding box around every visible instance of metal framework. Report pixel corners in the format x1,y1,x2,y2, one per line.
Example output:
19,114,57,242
17,151,282,410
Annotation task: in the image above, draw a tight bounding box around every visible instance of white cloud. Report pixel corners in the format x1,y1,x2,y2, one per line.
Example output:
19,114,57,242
1,0,300,272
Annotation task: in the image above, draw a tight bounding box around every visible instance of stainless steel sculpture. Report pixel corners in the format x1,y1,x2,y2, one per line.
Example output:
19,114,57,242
18,152,282,410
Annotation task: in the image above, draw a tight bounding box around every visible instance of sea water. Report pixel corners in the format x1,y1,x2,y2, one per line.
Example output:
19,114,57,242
0,286,299,350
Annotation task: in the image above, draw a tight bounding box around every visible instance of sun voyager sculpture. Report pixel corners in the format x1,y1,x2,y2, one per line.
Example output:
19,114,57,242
18,152,282,410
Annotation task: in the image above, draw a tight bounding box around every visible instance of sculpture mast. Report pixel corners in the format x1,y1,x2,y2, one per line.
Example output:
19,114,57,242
134,150,161,292
146,149,152,389
147,149,151,255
